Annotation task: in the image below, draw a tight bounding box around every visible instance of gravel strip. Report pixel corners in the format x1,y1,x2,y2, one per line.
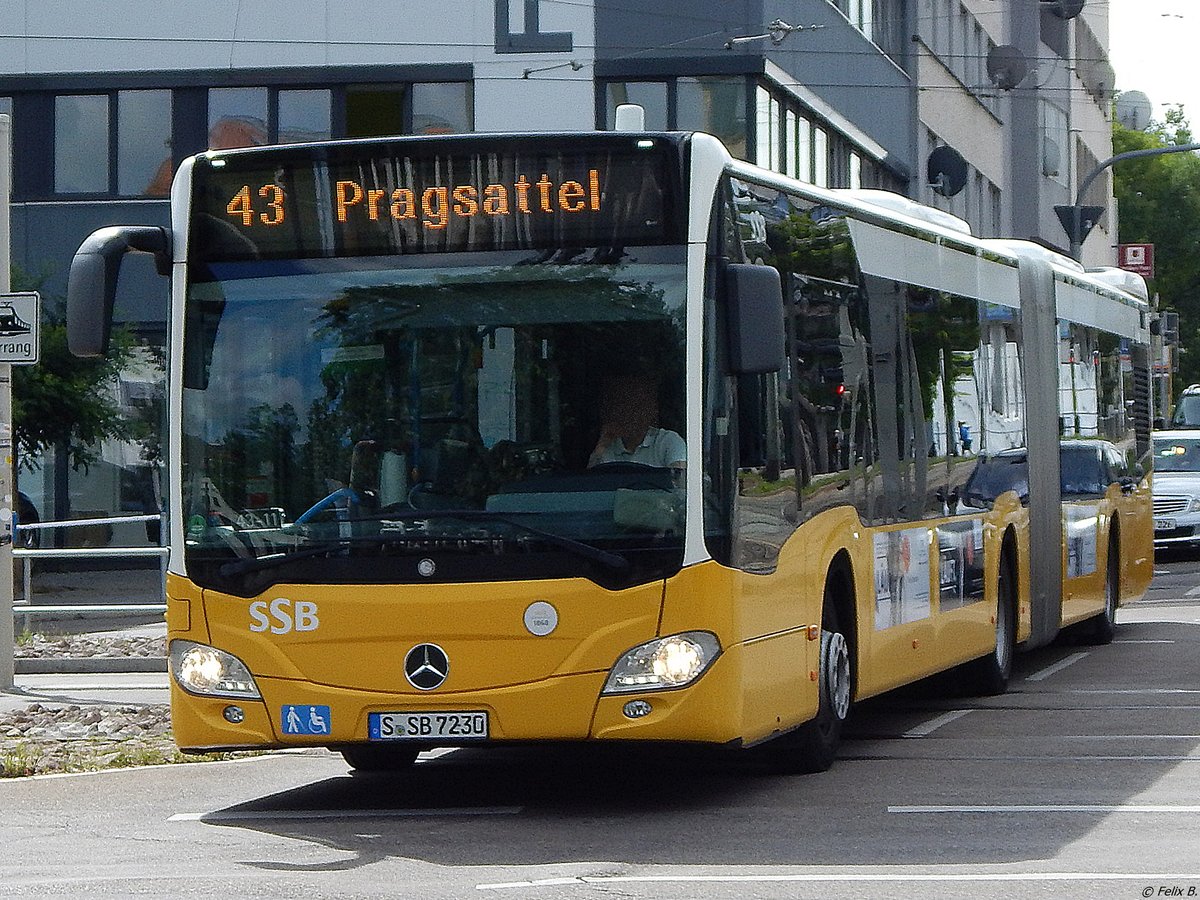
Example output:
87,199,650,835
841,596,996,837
14,632,165,659
0,703,182,776
3,631,249,777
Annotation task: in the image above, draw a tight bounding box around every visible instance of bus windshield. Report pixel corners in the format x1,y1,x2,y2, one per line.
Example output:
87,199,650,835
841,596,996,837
182,248,688,594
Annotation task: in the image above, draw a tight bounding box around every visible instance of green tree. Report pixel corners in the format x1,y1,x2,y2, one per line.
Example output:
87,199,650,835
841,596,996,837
1112,106,1200,395
9,269,137,471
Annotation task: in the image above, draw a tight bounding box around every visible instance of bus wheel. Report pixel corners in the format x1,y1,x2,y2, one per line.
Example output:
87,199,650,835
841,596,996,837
766,598,852,774
968,551,1015,695
1085,538,1119,645
340,745,420,774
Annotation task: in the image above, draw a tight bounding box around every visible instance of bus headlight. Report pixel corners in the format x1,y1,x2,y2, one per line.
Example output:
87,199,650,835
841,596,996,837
602,632,721,694
169,640,261,699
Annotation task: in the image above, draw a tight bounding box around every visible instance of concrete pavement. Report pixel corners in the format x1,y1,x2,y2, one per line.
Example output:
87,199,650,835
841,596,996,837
0,670,169,714
4,566,169,711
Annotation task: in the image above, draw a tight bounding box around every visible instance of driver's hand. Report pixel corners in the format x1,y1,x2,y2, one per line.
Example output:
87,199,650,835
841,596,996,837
589,425,618,466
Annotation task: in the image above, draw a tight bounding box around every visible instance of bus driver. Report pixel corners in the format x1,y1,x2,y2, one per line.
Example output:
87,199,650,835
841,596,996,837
588,374,686,470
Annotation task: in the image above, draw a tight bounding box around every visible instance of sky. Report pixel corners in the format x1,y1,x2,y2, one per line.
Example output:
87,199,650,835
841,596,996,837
1108,0,1198,127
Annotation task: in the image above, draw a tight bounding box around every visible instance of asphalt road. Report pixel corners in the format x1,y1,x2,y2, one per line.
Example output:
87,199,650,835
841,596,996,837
3,552,1200,899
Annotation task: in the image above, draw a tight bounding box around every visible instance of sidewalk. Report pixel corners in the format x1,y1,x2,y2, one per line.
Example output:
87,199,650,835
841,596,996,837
2,566,168,715
14,565,165,634
1,669,169,715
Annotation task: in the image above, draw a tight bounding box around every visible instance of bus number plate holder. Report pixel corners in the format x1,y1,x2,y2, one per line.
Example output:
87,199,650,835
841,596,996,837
368,711,489,741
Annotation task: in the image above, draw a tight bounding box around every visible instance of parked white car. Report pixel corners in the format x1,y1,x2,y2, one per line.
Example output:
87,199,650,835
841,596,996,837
1152,430,1200,549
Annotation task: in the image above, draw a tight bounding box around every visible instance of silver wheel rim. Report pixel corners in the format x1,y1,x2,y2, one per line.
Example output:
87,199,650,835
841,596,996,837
995,596,1013,673
1106,556,1118,621
821,630,851,721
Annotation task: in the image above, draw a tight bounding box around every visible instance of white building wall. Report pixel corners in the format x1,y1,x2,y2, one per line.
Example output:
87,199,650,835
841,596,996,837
0,0,597,131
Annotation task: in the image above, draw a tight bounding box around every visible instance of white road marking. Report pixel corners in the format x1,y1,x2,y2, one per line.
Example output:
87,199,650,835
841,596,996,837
169,807,521,822
902,709,973,738
1184,585,1200,596
1061,688,1200,695
1024,652,1088,682
1113,639,1175,644
477,871,1200,890
890,804,1200,814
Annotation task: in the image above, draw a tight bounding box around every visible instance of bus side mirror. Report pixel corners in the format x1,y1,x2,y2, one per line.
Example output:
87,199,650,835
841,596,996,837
67,225,171,357
725,263,784,375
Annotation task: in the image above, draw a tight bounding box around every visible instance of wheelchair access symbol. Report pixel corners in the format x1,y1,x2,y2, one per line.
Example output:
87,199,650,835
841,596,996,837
282,704,331,736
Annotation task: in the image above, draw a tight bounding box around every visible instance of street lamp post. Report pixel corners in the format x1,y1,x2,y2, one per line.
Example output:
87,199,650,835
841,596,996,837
1058,143,1200,262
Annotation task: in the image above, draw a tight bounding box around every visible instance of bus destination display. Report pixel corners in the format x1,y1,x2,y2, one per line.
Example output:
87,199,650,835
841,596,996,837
191,140,680,261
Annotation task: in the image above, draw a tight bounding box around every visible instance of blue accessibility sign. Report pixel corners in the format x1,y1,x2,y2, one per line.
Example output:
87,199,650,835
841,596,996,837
281,704,331,736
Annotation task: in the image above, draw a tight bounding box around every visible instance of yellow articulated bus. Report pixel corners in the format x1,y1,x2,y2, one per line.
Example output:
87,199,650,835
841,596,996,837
65,121,1153,773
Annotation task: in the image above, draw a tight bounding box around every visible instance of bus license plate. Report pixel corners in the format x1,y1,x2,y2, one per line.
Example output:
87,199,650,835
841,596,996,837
1155,518,1176,532
368,711,488,741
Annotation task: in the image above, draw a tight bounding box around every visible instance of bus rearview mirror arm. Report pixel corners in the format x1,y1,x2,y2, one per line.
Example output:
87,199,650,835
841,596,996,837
67,225,171,358
725,263,785,375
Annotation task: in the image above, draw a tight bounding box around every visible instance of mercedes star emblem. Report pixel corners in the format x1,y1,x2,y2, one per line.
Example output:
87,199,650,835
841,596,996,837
404,643,449,690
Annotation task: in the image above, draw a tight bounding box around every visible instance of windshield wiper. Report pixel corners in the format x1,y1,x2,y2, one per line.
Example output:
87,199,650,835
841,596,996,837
370,509,630,571
217,536,393,578
216,511,629,578
413,510,630,571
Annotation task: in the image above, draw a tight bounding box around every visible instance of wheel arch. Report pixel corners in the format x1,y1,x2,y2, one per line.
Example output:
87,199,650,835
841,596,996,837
1000,522,1020,635
824,549,858,687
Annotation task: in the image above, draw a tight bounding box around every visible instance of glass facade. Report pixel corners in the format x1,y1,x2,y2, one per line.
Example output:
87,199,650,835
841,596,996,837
278,89,332,144
55,95,109,193
21,74,477,548
118,90,173,196
208,87,269,149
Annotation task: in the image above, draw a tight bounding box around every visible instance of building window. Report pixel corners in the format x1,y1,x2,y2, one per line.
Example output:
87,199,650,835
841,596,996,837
55,95,109,194
678,76,747,159
813,127,829,187
346,84,405,138
754,85,777,169
605,82,668,130
412,82,473,134
785,108,797,178
208,87,268,149
118,90,172,197
278,89,331,144
797,115,812,182
848,0,873,41
599,77,747,159
1041,101,1069,187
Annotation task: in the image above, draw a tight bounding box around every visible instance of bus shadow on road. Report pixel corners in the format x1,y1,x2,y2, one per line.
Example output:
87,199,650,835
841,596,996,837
199,618,1200,873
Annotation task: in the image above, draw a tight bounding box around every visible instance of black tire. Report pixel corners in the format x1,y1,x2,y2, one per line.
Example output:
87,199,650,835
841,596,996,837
1084,537,1119,645
340,745,420,774
968,549,1016,695
764,586,853,774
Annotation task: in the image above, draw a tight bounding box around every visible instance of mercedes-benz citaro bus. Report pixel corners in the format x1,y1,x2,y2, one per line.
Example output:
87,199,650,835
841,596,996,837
65,108,1153,774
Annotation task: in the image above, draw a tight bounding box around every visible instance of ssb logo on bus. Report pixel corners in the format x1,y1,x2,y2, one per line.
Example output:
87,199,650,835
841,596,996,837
249,598,319,634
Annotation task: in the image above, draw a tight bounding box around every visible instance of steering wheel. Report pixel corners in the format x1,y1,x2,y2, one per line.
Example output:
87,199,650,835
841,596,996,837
586,461,668,474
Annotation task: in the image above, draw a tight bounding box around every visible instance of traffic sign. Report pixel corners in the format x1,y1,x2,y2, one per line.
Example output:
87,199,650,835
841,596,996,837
0,292,39,364
1118,243,1154,278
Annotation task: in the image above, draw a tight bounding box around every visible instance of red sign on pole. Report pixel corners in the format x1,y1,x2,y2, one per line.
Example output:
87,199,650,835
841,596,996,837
1118,243,1154,278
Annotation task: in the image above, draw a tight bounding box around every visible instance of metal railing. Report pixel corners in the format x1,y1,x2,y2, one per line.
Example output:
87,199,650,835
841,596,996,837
10,513,168,628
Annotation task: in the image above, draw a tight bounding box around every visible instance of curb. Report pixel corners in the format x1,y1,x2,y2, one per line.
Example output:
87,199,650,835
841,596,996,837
15,658,168,675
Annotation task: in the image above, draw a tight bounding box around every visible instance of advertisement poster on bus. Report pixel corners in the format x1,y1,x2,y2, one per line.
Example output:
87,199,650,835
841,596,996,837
937,520,986,610
1065,504,1099,578
874,527,931,629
